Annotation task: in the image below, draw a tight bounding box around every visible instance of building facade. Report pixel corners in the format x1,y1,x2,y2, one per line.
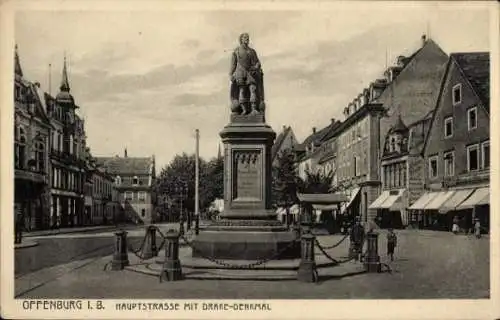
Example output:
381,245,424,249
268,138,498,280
14,46,52,230
271,125,298,167
369,113,432,228
46,58,87,228
416,52,490,231
96,150,156,224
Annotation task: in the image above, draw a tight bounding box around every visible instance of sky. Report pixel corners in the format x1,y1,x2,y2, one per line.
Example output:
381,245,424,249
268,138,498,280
15,3,491,170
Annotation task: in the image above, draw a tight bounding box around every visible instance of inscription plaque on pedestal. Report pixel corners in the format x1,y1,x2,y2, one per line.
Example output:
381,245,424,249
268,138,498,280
233,151,261,201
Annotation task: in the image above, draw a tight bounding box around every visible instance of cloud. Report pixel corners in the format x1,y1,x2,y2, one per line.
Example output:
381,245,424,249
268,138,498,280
14,6,490,168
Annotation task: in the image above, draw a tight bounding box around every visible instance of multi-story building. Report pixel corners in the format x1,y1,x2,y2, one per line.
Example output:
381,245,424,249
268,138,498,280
334,99,385,224
296,120,339,181
369,112,433,228
271,125,298,167
316,119,342,186
46,57,87,228
95,150,156,224
14,45,52,230
413,52,490,232
90,166,118,225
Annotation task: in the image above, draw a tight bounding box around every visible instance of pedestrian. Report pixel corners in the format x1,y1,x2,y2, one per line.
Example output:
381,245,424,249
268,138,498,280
387,228,397,261
452,216,459,235
349,216,365,261
474,218,481,239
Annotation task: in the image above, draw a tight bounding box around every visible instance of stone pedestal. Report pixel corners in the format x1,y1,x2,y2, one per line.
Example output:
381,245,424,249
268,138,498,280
111,230,129,270
364,231,381,273
192,119,300,260
160,230,183,281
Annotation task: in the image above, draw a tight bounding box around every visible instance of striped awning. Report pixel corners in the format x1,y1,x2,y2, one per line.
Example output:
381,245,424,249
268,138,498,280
379,189,405,211
409,192,438,210
439,189,475,213
369,191,391,209
456,187,490,210
424,191,456,210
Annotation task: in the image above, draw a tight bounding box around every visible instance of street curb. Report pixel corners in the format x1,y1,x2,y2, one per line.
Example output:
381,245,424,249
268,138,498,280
23,224,142,238
14,240,39,249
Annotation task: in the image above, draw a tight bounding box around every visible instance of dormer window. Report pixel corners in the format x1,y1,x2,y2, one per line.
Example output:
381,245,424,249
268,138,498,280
390,137,396,152
132,176,139,185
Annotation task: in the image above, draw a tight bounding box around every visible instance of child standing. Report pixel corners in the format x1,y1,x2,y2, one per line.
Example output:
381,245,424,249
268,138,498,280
474,218,481,239
387,228,397,262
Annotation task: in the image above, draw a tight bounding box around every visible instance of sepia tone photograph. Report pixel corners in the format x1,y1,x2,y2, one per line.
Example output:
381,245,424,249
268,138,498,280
1,1,498,319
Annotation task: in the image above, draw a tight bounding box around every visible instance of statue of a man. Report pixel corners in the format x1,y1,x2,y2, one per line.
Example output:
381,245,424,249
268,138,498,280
229,33,264,115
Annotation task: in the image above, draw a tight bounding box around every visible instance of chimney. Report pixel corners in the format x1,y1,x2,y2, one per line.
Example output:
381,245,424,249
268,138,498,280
421,34,427,47
124,148,128,158
34,82,41,88
312,127,316,134
283,125,287,131
330,118,335,124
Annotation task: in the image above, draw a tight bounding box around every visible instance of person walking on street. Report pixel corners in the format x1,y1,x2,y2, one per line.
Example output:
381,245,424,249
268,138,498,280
452,215,459,235
474,218,481,239
387,228,397,262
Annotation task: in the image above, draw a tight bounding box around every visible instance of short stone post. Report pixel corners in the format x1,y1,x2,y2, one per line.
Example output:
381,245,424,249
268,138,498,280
364,231,381,273
160,229,183,281
297,233,316,282
142,226,158,259
111,230,129,270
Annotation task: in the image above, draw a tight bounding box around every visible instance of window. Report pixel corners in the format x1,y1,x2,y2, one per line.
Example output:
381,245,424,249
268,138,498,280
467,144,479,172
15,127,26,169
482,141,490,169
132,176,139,185
444,151,455,177
115,176,122,186
125,191,133,201
141,209,146,217
138,191,146,202
467,107,477,130
35,142,45,172
428,156,438,179
452,83,461,105
444,117,453,138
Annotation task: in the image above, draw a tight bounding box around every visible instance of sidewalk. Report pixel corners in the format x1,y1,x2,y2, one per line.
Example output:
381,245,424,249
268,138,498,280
23,223,141,238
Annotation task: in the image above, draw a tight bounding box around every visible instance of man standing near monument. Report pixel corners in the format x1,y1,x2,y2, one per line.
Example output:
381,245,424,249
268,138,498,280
229,33,264,115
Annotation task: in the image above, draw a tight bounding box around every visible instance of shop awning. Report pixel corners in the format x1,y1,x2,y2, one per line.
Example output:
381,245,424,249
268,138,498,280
456,187,490,210
368,191,391,209
409,192,439,210
439,189,475,213
296,193,350,204
341,187,361,214
379,189,405,211
312,204,341,211
424,191,456,210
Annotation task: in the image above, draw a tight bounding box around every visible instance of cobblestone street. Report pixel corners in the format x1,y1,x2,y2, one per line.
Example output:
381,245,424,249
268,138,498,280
16,229,489,299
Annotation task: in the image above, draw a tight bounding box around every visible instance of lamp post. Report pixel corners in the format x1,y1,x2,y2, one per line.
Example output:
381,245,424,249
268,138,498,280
175,182,188,235
195,129,200,235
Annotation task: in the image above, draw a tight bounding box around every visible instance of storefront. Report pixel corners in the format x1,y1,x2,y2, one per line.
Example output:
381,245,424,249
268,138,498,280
369,189,406,228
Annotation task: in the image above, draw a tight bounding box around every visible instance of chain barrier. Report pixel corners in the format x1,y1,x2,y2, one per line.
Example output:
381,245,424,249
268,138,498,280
315,233,349,250
314,238,357,265
152,226,167,253
180,233,300,270
127,231,149,260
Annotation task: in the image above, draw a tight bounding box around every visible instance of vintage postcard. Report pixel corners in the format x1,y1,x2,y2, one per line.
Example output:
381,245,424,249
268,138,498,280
1,0,498,319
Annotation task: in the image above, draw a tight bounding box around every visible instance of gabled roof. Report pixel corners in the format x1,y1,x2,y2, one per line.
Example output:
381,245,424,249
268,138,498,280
389,115,408,134
95,156,153,176
272,126,291,161
451,52,490,112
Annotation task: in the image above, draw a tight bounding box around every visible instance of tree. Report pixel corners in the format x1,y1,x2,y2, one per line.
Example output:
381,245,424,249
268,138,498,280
154,153,225,221
298,169,335,194
272,149,300,208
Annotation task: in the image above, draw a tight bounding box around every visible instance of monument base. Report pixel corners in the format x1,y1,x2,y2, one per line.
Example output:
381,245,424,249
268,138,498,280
191,227,300,260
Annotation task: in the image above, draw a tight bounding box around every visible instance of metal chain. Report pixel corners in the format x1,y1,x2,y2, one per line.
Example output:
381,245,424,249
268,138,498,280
315,233,349,250
314,238,356,265
127,231,149,260
180,234,300,269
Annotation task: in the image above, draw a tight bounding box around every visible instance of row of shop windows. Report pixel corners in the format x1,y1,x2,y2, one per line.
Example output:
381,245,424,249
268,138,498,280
52,167,83,192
